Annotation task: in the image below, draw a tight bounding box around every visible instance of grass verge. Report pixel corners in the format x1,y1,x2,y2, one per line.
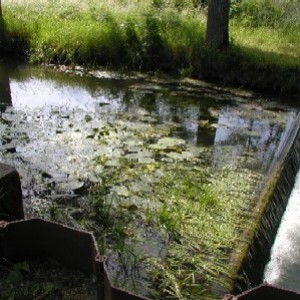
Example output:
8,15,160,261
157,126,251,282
0,0,299,93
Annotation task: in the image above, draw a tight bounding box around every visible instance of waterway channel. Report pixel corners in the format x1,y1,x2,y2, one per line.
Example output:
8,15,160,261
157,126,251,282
1,59,300,299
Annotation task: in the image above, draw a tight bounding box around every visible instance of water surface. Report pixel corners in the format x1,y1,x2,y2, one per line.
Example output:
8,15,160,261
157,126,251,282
1,61,299,297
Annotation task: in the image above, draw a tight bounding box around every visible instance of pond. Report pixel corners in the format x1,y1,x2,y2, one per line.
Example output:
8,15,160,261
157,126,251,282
0,59,299,299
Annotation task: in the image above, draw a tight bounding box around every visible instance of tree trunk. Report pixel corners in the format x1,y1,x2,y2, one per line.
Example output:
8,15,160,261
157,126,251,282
206,0,230,50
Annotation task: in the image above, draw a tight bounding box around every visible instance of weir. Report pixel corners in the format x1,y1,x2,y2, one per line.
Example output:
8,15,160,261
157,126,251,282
232,111,300,294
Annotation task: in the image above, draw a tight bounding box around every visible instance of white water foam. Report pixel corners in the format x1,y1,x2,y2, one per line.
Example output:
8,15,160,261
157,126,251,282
264,169,300,291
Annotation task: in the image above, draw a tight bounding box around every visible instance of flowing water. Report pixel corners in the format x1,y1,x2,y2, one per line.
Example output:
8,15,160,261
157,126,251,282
264,169,300,291
1,59,300,298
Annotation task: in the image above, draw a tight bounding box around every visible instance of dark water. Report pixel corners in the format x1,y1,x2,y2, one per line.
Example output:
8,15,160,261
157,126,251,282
1,60,299,296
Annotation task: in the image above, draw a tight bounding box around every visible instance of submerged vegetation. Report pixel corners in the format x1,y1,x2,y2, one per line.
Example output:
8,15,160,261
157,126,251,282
61,119,263,299
0,1,299,299
0,0,299,92
1,66,293,299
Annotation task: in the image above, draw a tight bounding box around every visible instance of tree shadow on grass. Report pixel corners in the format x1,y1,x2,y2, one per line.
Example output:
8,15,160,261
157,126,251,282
199,43,300,94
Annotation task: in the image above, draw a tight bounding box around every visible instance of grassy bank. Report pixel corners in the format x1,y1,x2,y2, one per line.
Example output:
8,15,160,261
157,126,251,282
1,0,299,93
0,0,299,298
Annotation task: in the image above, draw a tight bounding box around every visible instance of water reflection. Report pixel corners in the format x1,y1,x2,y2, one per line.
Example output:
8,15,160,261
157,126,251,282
212,106,297,172
0,63,12,112
0,62,299,297
0,63,297,180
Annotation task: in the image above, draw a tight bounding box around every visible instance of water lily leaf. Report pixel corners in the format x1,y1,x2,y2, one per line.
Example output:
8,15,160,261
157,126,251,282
104,159,121,167
129,182,152,193
94,165,105,175
149,137,186,151
138,157,155,164
56,180,84,193
126,146,142,153
120,204,139,212
95,146,113,157
113,185,130,197
166,151,193,161
136,108,150,116
139,116,157,123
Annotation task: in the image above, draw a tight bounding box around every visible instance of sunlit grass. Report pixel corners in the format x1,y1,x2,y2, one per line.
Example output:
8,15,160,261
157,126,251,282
230,23,300,67
2,1,299,69
2,0,205,70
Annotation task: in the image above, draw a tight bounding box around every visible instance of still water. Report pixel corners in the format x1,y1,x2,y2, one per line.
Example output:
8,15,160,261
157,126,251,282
1,60,300,297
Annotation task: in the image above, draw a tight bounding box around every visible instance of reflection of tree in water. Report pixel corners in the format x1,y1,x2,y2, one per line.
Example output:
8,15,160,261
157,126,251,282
120,90,219,146
0,64,12,112
211,107,297,173
0,62,14,154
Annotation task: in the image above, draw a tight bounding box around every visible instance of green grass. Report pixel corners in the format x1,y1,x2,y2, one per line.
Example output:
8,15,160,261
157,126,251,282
1,0,205,70
1,0,299,92
77,160,261,299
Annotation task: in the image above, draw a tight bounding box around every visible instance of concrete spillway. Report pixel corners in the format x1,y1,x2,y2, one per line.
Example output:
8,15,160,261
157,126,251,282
232,111,300,294
264,169,300,290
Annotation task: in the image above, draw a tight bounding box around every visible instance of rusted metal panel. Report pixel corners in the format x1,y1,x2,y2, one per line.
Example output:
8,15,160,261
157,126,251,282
38,219,99,273
1,221,300,300
226,283,300,300
0,218,152,300
0,218,98,274
111,287,151,300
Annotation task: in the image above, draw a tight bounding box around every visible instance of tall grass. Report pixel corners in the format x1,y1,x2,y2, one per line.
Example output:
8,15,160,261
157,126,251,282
1,0,299,89
230,0,300,63
1,0,205,72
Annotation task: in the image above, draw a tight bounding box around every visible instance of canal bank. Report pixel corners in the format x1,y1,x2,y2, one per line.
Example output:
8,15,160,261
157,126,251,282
0,1,299,94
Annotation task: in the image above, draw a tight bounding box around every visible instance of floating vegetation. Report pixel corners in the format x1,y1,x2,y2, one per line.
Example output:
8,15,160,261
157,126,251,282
0,65,298,299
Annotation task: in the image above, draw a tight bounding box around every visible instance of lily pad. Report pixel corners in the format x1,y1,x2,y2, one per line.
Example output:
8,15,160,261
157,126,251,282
129,182,152,194
113,185,130,197
56,180,84,193
138,157,155,164
166,151,194,161
148,137,186,151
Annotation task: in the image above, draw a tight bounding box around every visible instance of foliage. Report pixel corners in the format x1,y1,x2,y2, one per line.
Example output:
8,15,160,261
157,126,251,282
1,0,299,92
231,0,300,31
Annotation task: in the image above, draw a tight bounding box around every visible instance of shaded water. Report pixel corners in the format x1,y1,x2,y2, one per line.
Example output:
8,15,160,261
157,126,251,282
1,60,299,298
